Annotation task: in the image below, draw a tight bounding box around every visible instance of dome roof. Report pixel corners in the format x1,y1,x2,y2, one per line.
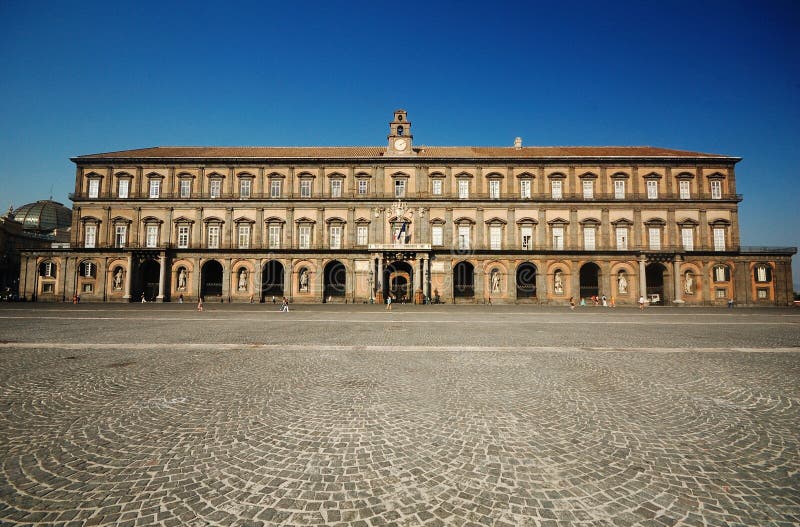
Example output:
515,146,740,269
12,200,72,233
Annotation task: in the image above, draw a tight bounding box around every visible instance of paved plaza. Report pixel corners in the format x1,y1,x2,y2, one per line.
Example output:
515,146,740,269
0,304,799,527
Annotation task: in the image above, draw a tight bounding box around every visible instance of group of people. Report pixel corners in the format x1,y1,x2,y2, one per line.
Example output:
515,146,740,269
569,294,616,310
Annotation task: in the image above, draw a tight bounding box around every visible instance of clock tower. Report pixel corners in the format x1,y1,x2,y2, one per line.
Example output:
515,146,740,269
387,109,414,155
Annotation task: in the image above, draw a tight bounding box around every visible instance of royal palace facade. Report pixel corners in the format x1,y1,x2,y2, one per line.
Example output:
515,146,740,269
19,110,795,305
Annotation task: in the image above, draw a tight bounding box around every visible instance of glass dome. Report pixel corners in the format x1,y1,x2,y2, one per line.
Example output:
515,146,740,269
12,200,72,234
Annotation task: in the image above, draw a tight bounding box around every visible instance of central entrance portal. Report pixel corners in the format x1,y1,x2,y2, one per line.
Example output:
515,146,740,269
384,261,413,303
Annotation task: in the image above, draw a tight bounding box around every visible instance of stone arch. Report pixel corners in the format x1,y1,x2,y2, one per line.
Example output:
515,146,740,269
453,260,475,298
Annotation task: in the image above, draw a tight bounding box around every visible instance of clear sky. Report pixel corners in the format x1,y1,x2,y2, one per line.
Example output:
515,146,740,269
1,0,798,287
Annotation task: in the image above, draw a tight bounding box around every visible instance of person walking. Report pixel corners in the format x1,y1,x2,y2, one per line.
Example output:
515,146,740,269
601,295,608,307
569,296,576,311
386,292,393,311
197,298,203,312
281,297,289,312
638,295,646,310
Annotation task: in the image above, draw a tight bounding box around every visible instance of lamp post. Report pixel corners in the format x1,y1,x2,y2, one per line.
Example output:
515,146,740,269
368,270,374,304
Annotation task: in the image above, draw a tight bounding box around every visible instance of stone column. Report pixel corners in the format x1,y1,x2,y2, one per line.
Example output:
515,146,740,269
316,208,325,249
376,255,384,304
673,256,683,304
633,208,642,250
285,207,294,248
222,258,231,301
347,207,355,249
601,208,610,249
123,253,133,300
474,261,484,303
255,208,264,247
444,208,453,247
536,263,547,303
413,257,422,304
570,260,580,300
537,209,547,247
507,262,517,303
569,208,578,251
701,261,711,305
225,208,233,250
254,259,263,301
733,260,748,305
699,209,708,250
422,256,429,300
601,260,611,299
285,259,293,301
157,253,166,302
639,256,647,299
475,208,484,249
506,208,516,248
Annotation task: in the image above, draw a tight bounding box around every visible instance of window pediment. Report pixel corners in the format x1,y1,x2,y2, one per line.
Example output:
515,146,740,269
206,171,226,179
547,172,566,179
675,172,695,179
677,218,699,227
516,172,535,179
643,172,662,180
326,172,346,179
141,216,164,225
454,171,473,179
709,218,731,226
454,216,476,225
611,172,630,179
85,171,104,179
643,218,666,227
547,217,569,225
611,218,633,226
391,171,410,179
264,216,286,224
233,216,255,225
578,171,598,179
267,172,287,179
176,172,196,179
297,172,316,179
579,217,601,226
111,216,132,224
484,217,507,225
485,172,504,179
706,172,726,179
236,172,255,179
114,171,134,179
428,171,446,179
325,216,346,225
355,217,371,225
145,171,165,179
294,216,316,224
515,217,538,225
203,216,224,224
429,217,446,225
80,216,102,224
173,216,195,225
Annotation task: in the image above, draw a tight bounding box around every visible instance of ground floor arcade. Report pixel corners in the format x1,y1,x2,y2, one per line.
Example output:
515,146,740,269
19,247,795,306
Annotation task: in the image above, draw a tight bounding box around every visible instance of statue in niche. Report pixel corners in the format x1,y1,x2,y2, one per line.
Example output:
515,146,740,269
238,269,248,291
684,272,694,294
113,268,123,290
491,269,501,293
177,268,187,290
617,271,628,294
299,269,309,292
554,271,564,295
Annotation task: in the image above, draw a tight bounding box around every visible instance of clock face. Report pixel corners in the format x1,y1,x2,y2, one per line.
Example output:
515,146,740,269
394,138,407,151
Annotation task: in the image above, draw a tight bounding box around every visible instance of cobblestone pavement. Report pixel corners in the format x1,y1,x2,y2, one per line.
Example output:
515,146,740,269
0,305,798,526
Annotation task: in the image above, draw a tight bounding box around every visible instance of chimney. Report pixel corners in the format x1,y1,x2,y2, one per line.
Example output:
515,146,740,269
514,137,522,149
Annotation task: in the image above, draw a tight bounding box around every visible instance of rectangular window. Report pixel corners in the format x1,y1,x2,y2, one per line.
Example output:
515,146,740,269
118,179,129,198
179,179,191,198
646,180,658,199
490,225,502,250
394,179,406,198
357,225,368,246
713,227,726,251
757,266,767,282
679,180,690,199
44,261,54,277
268,225,281,249
115,225,127,248
240,179,251,198
358,179,368,195
238,224,250,249
521,226,533,250
330,179,342,198
584,227,596,250
82,283,93,293
43,283,54,293
209,179,221,198
300,180,312,198
432,225,443,246
83,262,94,278
149,179,160,198
270,180,281,198
716,288,727,299
432,179,442,196
710,180,722,199
552,226,564,250
458,225,470,250
207,225,220,249
329,225,342,249
551,180,562,199
85,224,96,248
489,180,500,199
648,227,661,250
520,179,531,199
616,227,628,250
582,180,594,199
145,225,158,248
681,228,694,251
757,288,768,299
614,180,625,199
458,179,469,199
177,225,189,248
299,225,311,249
88,179,99,198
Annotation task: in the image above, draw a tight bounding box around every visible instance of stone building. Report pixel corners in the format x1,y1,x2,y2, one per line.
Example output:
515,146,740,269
19,110,795,305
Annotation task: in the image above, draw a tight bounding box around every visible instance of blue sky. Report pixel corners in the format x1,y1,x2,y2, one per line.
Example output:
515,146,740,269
1,0,798,287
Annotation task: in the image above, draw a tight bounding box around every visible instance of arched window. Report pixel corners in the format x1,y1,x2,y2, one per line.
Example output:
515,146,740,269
713,264,730,282
755,264,772,283
39,261,56,278
79,261,96,278
397,125,404,136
